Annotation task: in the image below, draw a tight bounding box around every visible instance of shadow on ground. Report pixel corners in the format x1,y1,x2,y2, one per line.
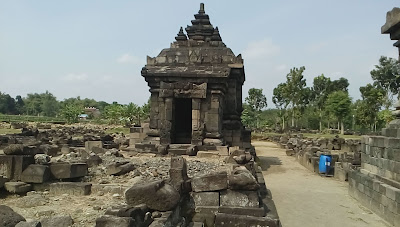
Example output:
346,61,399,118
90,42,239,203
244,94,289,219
256,156,282,171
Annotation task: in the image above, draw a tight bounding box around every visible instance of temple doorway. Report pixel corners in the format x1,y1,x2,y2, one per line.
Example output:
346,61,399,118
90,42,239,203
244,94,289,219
173,98,192,144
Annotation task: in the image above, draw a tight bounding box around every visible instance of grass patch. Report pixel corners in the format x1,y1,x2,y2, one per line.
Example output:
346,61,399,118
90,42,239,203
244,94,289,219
105,127,130,135
254,132,362,140
0,128,21,135
0,114,65,123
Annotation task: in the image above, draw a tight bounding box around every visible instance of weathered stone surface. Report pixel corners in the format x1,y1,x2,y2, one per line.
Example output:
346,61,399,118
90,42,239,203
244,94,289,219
3,144,25,155
50,182,91,196
191,171,228,192
4,144,37,156
220,190,259,207
40,215,73,227
85,154,102,167
106,162,135,176
218,206,265,217
15,221,41,227
214,213,279,227
49,163,87,179
0,175,8,188
34,154,51,165
228,167,259,191
125,180,180,211
169,157,189,192
21,164,50,183
5,182,32,194
95,215,134,227
191,192,219,206
186,145,198,156
0,155,13,179
85,141,103,153
0,205,26,227
0,155,35,181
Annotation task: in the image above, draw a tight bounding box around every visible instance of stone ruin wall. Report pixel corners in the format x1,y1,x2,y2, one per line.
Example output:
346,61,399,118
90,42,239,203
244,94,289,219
347,7,400,226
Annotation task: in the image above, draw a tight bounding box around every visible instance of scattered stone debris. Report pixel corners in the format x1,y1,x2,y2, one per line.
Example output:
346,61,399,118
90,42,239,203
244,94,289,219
0,3,281,226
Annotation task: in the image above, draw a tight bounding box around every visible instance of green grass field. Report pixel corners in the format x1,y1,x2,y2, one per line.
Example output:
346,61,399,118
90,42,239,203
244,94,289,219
0,128,21,135
254,132,362,140
0,114,65,123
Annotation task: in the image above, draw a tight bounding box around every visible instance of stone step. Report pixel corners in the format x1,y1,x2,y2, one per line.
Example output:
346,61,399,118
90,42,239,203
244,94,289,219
169,149,187,155
169,144,192,149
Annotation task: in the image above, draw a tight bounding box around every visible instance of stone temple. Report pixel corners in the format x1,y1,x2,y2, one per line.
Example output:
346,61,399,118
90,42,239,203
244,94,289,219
135,3,251,153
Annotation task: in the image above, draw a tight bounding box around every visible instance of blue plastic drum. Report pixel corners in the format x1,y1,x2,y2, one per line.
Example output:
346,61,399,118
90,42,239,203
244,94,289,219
319,155,332,174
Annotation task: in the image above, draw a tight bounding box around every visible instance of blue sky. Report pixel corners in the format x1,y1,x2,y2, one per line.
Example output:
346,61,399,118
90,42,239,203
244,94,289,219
0,1,398,106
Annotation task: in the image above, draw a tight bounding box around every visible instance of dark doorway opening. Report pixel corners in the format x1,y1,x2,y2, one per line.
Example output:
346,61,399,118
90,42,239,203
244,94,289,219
173,98,192,144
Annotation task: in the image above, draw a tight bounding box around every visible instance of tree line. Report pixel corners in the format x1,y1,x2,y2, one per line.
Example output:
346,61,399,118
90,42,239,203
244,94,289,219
242,56,400,134
0,91,149,125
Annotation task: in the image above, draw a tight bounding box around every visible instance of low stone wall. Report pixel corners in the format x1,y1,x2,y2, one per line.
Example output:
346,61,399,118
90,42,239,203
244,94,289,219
347,134,400,226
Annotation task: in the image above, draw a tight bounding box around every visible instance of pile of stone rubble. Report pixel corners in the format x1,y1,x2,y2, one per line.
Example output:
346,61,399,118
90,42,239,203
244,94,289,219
265,134,361,181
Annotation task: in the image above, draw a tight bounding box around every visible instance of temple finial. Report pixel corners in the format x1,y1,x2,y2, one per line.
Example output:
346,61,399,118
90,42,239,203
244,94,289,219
175,27,187,41
199,3,205,14
211,27,222,41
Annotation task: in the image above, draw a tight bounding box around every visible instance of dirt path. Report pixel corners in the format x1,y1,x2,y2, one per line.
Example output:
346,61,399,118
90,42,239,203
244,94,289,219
254,141,391,227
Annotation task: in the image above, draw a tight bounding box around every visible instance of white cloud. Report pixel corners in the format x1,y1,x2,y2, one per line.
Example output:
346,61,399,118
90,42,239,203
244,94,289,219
62,73,88,81
117,53,144,65
275,64,287,72
242,39,280,60
307,41,329,53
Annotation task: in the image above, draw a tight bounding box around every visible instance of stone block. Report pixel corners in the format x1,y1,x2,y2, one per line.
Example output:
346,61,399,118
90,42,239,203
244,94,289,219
0,155,35,181
385,137,400,149
214,213,279,227
0,155,13,179
125,180,180,211
192,213,215,227
0,205,26,227
220,190,260,207
188,222,204,227
40,215,73,227
191,192,219,206
216,146,229,156
106,162,135,176
197,151,220,159
85,141,103,152
218,206,266,217
386,185,400,201
95,215,135,227
5,182,32,194
0,175,8,188
21,164,50,183
49,163,88,179
50,182,92,196
130,127,144,133
14,155,35,181
15,221,41,227
191,171,228,192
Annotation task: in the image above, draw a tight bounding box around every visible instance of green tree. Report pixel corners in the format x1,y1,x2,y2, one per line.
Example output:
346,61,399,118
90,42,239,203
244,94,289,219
0,92,16,114
15,95,24,114
330,77,349,93
356,84,386,131
103,103,124,124
241,103,256,128
123,102,140,126
326,91,352,134
272,83,289,130
370,56,400,109
311,74,331,131
245,88,267,128
40,91,59,117
61,104,82,123
284,66,307,127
